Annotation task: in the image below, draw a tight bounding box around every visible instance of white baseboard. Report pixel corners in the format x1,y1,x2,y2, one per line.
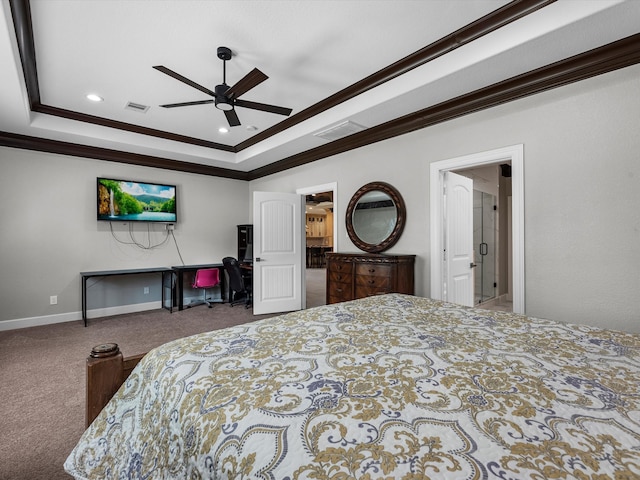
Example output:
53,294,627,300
85,300,162,320
0,311,80,331
0,301,162,331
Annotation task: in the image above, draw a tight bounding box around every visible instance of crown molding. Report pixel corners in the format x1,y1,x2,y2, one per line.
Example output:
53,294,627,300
4,0,639,181
236,0,555,151
32,104,235,151
248,33,640,179
0,131,248,180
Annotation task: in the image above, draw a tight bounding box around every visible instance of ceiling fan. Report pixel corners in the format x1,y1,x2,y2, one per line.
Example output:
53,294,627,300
153,46,292,127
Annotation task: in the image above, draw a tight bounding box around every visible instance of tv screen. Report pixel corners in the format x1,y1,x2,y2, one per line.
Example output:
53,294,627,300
97,178,177,223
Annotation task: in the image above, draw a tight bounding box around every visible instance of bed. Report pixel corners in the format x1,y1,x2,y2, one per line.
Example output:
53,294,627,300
65,293,640,479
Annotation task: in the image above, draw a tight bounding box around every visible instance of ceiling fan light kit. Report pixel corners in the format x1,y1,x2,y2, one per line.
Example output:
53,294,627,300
214,84,233,111
154,46,292,127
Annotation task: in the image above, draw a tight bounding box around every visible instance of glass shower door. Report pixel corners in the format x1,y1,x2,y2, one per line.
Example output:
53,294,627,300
473,191,496,304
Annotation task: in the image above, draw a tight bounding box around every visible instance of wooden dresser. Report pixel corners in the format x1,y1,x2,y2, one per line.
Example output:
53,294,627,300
326,252,415,304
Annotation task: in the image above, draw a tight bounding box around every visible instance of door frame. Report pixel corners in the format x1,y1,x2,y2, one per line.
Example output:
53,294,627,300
296,182,338,254
429,144,525,313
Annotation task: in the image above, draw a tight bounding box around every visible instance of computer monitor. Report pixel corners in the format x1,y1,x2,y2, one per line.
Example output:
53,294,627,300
243,244,253,263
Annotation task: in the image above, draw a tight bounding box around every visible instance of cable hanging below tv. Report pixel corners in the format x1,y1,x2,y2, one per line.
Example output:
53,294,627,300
96,177,177,223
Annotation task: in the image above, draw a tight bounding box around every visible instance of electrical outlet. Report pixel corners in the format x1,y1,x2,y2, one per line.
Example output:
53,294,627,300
166,224,175,231
50,295,58,305
143,287,149,294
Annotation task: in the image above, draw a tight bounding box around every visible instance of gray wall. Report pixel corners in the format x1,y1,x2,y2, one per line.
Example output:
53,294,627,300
1,64,638,332
250,63,640,333
0,149,249,326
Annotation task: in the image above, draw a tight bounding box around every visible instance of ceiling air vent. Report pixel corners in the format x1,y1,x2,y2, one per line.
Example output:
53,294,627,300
125,101,150,113
314,120,366,142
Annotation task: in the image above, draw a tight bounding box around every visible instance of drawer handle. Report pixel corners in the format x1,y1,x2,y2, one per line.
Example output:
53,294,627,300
336,288,343,293
368,268,375,273
368,280,375,285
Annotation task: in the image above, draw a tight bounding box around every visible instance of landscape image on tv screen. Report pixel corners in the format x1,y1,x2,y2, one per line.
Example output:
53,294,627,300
97,178,177,223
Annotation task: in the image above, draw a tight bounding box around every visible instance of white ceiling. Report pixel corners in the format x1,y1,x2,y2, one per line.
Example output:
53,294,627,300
1,1,639,174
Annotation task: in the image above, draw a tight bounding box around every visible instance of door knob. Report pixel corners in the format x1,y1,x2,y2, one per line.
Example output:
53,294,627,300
470,263,477,268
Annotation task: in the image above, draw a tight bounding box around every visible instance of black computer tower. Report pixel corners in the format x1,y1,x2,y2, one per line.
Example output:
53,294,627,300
237,224,253,262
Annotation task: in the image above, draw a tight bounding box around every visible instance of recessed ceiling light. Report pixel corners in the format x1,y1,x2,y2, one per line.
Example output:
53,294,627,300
86,94,103,102
218,127,229,134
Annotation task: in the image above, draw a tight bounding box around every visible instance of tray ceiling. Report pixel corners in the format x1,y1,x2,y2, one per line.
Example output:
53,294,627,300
1,1,639,179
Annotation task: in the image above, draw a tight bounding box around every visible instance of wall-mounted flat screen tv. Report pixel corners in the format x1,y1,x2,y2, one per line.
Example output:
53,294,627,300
97,177,177,223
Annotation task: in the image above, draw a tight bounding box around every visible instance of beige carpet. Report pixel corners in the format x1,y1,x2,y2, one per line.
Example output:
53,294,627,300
0,303,275,479
0,269,326,479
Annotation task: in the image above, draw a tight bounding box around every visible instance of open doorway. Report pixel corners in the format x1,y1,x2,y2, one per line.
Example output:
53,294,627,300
454,163,512,311
430,145,525,314
296,183,338,308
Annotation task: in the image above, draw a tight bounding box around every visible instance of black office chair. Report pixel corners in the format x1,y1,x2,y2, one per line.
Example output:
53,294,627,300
222,257,252,308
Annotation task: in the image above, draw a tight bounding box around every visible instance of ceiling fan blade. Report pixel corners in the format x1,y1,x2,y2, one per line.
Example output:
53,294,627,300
224,68,268,99
224,109,241,127
235,98,292,116
153,65,216,97
159,100,214,108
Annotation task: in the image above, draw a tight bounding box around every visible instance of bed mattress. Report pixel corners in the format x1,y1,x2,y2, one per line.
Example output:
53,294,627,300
65,293,640,479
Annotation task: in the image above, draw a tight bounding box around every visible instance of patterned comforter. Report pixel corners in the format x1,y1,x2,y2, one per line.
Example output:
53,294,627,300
65,294,640,479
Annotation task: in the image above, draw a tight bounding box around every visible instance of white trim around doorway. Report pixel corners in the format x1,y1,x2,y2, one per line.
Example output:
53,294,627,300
296,182,338,253
429,145,525,314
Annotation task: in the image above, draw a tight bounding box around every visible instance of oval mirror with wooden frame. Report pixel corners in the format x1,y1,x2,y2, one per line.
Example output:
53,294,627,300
346,181,406,253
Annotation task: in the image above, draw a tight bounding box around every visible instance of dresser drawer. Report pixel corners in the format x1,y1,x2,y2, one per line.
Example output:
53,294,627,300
328,293,352,304
328,281,352,304
355,284,391,299
354,263,393,299
328,260,352,274
328,270,353,284
355,264,392,277
355,274,391,290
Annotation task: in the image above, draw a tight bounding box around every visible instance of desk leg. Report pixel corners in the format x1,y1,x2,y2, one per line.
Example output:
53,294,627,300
82,276,87,327
161,271,174,313
161,271,165,312
218,266,226,303
170,271,175,312
177,271,185,311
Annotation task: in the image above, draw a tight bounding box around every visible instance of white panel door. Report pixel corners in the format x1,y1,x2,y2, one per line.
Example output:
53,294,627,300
444,171,475,306
253,191,305,315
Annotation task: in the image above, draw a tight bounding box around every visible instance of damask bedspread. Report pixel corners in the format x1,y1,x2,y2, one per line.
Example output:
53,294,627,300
65,293,640,479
